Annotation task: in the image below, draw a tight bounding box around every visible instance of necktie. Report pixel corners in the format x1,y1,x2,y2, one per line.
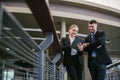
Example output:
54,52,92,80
91,34,94,42
91,33,97,57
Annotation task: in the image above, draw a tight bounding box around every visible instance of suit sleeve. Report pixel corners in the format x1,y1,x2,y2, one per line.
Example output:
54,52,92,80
60,38,71,51
93,31,106,46
85,31,106,52
77,50,83,56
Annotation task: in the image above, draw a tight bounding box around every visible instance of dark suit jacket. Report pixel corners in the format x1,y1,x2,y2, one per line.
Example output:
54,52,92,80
61,36,84,66
84,31,112,65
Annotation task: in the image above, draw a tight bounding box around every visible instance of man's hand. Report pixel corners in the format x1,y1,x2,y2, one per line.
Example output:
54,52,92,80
82,43,89,48
97,45,102,49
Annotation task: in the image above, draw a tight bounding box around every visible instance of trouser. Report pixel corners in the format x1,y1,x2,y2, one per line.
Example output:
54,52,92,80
88,58,106,80
66,64,83,80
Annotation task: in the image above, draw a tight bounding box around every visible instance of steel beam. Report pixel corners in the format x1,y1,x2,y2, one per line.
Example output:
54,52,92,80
0,3,3,38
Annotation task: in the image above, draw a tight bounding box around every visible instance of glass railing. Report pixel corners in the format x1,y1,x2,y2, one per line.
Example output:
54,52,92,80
106,68,120,80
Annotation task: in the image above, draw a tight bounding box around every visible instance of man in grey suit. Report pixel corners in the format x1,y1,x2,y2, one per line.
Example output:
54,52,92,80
81,20,112,80
61,24,84,80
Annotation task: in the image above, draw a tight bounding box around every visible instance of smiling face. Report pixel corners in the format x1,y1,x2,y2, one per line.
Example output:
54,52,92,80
88,23,97,33
69,25,79,38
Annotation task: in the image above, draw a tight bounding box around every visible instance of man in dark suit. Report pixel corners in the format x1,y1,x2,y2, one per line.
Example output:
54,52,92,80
82,20,112,80
60,24,84,80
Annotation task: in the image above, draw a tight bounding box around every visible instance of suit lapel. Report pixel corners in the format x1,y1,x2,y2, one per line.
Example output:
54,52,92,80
94,31,99,41
66,36,70,45
87,35,92,42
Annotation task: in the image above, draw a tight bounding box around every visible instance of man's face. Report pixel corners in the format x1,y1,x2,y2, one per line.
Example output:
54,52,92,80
88,23,97,33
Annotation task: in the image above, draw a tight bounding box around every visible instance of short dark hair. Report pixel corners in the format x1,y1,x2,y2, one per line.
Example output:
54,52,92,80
89,20,97,24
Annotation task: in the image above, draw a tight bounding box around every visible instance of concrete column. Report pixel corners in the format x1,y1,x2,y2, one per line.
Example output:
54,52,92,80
60,21,66,39
60,21,67,80
83,52,91,80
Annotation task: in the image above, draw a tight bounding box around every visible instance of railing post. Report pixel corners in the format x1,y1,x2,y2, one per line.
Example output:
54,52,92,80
58,63,66,80
52,53,61,80
35,32,53,80
51,63,56,80
83,52,91,80
2,60,5,80
26,69,29,80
